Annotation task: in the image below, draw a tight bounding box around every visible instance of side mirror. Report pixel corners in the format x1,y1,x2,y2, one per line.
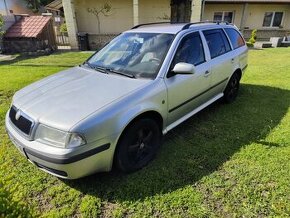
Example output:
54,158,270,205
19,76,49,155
172,62,196,75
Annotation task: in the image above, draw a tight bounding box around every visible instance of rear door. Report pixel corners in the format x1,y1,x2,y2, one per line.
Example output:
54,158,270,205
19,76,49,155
202,29,233,94
224,27,248,70
165,32,211,126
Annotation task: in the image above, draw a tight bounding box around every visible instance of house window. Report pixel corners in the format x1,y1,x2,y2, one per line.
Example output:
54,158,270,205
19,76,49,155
263,12,284,27
213,11,234,23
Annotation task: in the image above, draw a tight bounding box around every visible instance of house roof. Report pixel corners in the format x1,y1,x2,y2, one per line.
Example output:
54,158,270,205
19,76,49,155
206,0,290,2
4,15,51,38
45,0,62,11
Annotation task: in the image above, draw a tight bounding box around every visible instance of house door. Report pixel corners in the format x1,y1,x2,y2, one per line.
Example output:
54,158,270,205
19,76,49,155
170,0,192,22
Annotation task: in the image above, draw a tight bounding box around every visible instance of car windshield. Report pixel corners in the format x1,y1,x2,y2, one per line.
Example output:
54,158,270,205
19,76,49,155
86,32,174,79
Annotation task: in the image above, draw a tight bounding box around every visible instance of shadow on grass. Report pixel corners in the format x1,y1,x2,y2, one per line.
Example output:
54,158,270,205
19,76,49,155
0,51,81,67
64,84,289,202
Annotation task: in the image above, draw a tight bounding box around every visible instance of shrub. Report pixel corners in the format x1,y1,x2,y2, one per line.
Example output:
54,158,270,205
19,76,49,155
60,23,67,33
248,29,257,44
0,14,5,37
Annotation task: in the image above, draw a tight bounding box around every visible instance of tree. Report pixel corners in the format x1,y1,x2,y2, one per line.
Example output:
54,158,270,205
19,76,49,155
170,0,192,23
25,0,55,13
87,3,113,34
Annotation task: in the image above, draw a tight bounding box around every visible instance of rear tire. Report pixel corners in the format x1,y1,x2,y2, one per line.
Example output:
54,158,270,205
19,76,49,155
115,119,161,173
223,73,240,103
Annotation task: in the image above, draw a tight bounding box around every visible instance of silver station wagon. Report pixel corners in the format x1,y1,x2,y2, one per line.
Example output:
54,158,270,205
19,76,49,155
6,22,248,179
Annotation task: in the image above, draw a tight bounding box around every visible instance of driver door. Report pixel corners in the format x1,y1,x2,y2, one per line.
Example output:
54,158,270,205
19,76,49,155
165,32,211,126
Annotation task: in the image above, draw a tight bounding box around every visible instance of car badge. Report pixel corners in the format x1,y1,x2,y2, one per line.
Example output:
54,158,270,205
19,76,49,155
15,110,21,120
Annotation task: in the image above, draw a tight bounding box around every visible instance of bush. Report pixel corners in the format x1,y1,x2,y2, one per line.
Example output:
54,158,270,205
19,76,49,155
248,29,257,45
246,42,254,48
0,14,5,37
60,23,67,33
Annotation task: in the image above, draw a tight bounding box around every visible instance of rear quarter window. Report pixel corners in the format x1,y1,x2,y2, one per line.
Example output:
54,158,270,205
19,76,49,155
224,28,245,49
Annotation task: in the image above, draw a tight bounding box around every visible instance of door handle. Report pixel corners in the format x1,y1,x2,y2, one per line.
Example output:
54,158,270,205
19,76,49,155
204,70,211,77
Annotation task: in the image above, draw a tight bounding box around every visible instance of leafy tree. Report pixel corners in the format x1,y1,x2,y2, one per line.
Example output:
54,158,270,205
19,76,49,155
25,0,55,13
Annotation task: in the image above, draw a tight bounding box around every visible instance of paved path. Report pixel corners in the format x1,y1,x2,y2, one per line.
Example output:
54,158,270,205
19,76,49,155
0,54,16,61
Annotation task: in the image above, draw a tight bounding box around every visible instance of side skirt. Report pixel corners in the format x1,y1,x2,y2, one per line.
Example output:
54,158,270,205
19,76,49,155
163,93,224,134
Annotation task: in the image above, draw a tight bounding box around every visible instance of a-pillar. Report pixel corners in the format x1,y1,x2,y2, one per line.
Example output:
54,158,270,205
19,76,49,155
63,0,79,49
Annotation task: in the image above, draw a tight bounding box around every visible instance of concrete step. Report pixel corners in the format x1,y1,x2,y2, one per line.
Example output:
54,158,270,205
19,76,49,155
254,41,272,49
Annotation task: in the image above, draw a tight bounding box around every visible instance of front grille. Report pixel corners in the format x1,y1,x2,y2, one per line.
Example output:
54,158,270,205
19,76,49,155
9,106,33,135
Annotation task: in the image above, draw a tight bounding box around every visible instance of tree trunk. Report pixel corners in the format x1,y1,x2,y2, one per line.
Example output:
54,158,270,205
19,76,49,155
170,0,192,23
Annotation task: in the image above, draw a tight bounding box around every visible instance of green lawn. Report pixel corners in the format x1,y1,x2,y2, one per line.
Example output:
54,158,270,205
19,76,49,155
0,49,289,217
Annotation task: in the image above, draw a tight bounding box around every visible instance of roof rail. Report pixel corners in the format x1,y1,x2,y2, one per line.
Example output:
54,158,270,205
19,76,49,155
132,22,173,29
131,20,231,30
181,20,230,30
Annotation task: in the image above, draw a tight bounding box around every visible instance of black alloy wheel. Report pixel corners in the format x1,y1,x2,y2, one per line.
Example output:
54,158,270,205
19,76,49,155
115,119,161,173
223,73,240,103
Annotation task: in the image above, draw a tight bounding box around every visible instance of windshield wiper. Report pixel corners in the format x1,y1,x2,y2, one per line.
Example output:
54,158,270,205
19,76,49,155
94,66,109,74
82,62,108,74
106,68,135,79
94,65,135,78
83,63,135,78
82,61,94,69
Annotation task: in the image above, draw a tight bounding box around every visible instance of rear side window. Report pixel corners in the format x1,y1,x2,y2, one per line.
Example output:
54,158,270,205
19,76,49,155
172,32,205,67
203,29,231,59
224,28,245,49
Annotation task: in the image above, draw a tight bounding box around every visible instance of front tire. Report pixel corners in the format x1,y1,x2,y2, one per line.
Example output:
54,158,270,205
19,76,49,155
115,119,161,173
223,73,240,103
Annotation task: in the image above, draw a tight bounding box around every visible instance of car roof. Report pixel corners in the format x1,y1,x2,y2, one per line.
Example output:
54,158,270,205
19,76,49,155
126,22,237,34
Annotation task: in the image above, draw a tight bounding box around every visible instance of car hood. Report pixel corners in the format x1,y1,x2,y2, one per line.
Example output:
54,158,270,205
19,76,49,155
13,66,150,131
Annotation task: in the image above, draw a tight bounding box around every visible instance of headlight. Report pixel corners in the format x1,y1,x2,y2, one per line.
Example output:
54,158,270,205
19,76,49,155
35,124,86,148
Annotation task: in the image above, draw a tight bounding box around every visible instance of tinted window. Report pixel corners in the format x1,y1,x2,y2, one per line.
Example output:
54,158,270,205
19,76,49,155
273,12,283,27
263,12,283,27
263,12,273,27
213,11,234,23
172,33,205,67
203,29,231,59
224,28,245,49
224,12,234,23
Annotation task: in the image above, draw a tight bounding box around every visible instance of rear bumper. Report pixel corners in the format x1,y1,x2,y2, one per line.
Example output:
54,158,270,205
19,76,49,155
5,112,117,179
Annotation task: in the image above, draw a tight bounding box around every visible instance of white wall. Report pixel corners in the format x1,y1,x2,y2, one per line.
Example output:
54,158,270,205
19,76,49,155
203,3,290,30
75,0,133,34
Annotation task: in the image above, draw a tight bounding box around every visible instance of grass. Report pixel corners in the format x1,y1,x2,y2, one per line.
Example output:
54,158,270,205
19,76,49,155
0,49,289,217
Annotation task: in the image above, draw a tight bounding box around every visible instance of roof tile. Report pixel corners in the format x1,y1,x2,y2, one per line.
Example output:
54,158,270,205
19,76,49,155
4,16,51,38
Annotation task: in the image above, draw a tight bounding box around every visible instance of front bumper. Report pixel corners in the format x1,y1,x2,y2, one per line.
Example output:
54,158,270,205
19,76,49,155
5,112,117,179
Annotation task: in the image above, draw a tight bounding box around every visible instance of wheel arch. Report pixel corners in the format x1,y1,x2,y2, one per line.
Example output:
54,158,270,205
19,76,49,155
233,68,242,81
112,110,163,166
117,110,163,143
